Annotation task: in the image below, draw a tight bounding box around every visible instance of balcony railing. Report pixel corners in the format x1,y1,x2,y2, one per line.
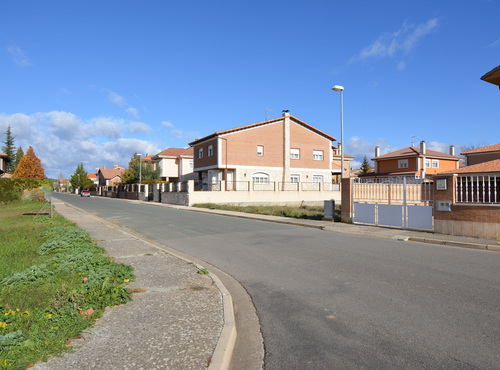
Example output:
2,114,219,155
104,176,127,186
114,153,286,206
456,175,499,204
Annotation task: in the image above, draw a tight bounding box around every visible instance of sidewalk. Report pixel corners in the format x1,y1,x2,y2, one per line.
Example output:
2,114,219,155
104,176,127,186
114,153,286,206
35,199,235,370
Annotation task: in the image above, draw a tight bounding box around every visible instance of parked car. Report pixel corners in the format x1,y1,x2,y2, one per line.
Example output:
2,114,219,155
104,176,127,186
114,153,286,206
81,190,90,197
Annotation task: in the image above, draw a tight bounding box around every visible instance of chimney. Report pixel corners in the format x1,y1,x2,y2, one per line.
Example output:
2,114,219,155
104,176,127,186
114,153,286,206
375,146,380,157
282,109,290,117
449,145,455,156
420,141,426,154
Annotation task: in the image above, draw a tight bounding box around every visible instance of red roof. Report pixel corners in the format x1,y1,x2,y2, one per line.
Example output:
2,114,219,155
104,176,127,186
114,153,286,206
461,143,500,155
99,167,126,180
0,152,8,157
153,147,193,159
437,159,500,175
373,146,460,161
189,115,336,146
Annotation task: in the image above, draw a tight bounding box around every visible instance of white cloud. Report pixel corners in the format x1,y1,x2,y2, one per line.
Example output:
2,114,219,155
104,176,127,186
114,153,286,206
7,46,32,67
350,18,438,63
92,117,124,139
126,106,139,118
397,61,406,71
103,89,125,106
128,121,151,134
162,120,199,141
0,111,160,179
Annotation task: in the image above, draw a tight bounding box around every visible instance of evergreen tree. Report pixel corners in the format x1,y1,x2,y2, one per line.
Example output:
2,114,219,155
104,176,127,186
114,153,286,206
121,153,159,184
1,125,16,173
12,146,45,179
70,163,93,191
359,155,373,175
13,146,24,172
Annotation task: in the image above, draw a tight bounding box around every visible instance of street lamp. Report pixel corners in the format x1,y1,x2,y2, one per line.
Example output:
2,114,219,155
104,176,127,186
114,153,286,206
137,153,142,187
332,85,345,179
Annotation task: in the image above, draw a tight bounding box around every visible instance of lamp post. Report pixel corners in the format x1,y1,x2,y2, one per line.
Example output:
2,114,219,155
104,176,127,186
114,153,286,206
332,85,345,179
137,153,142,187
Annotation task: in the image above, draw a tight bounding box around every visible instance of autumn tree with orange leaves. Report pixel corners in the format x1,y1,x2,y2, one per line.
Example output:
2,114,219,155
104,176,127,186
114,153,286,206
12,146,45,179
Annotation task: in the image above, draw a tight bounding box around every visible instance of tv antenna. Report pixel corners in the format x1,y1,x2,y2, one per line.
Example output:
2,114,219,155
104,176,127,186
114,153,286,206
411,135,416,147
265,108,271,120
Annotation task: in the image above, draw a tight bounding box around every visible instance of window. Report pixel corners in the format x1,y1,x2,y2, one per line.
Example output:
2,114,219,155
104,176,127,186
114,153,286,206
290,175,300,183
312,175,323,184
189,160,193,169
424,159,431,168
432,159,439,168
257,145,264,156
398,159,408,168
313,150,324,161
252,172,269,184
207,145,213,157
290,148,300,159
198,148,203,159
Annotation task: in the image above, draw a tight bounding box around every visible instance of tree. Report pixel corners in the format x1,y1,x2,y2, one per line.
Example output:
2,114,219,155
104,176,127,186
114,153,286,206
70,163,93,191
12,146,45,179
1,125,16,173
13,146,24,172
359,155,373,175
121,153,159,184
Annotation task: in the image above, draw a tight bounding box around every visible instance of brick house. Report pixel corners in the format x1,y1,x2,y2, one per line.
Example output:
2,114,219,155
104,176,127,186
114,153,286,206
97,166,126,186
433,159,500,239
188,112,337,190
461,143,500,166
367,141,460,180
332,144,354,182
151,147,196,182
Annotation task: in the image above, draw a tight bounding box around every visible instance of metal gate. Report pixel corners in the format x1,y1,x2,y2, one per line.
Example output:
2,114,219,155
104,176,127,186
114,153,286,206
352,177,434,231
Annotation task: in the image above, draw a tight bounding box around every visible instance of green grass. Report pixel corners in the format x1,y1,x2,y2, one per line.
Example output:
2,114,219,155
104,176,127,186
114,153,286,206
0,201,135,369
192,203,341,221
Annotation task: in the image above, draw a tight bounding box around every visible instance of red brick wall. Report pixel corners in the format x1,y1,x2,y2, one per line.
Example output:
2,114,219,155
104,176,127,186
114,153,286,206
434,176,500,224
290,123,331,170
193,138,218,168
224,122,284,167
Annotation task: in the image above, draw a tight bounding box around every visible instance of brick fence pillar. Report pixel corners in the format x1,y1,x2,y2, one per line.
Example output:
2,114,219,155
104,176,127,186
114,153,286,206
341,178,353,223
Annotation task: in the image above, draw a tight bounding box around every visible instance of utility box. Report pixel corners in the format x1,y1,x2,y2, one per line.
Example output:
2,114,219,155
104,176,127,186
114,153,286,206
324,200,335,219
436,201,451,212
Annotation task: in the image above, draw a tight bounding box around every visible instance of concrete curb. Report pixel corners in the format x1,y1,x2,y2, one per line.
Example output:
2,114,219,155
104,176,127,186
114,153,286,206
56,200,237,370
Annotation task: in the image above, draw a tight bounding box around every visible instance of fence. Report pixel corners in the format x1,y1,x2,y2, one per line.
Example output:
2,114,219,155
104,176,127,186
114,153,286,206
455,175,499,204
353,177,433,206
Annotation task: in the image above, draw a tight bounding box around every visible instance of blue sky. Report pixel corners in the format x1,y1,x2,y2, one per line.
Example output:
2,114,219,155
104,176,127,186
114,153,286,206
1,0,498,179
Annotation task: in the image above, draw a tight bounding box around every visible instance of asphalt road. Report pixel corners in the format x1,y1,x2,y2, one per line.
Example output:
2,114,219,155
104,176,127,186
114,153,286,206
54,194,500,369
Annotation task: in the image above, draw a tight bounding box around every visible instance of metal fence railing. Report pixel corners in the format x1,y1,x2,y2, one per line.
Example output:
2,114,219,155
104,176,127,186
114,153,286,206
456,175,499,204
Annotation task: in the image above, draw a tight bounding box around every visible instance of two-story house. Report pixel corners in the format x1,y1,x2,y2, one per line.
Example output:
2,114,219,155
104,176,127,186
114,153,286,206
461,143,500,166
151,147,195,182
332,144,354,182
97,166,126,186
188,112,337,189
367,141,460,180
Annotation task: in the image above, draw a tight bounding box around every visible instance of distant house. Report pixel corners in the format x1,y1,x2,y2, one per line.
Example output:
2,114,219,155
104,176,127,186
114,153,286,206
331,144,354,182
188,112,339,188
88,172,98,185
461,143,500,166
366,141,460,180
0,152,9,175
151,148,195,182
97,166,126,186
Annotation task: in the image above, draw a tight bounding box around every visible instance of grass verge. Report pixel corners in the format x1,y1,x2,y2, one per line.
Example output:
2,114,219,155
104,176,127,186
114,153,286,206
0,201,135,369
192,203,341,221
